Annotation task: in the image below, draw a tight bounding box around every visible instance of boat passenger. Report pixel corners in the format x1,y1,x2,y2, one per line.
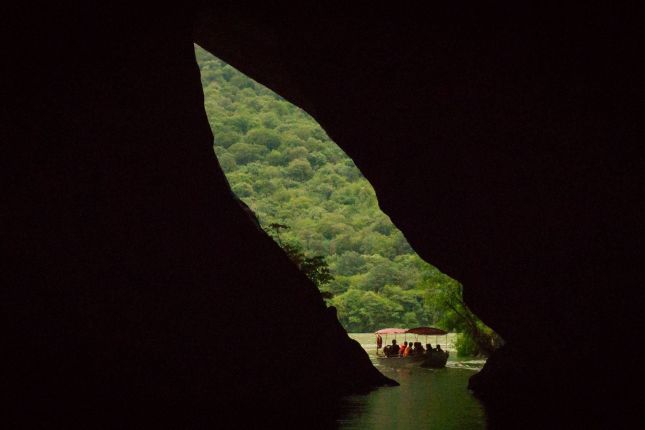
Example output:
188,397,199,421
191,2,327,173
409,342,417,355
402,342,412,357
426,344,433,357
414,342,425,355
400,341,408,357
435,344,443,353
387,339,400,357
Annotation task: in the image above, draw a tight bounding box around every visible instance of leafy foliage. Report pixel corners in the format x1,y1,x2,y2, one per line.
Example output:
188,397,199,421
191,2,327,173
196,46,498,346
455,333,480,356
266,223,333,294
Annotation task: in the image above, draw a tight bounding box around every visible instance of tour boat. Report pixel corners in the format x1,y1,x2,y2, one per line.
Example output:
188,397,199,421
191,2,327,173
375,327,450,368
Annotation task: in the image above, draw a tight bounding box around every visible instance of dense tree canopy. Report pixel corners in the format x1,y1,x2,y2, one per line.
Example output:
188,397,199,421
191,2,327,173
197,46,494,342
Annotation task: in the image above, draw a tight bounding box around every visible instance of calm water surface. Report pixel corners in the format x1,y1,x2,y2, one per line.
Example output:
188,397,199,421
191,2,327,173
337,333,487,429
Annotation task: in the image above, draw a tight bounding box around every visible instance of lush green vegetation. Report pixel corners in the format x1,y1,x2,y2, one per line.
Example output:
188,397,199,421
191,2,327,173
196,46,498,353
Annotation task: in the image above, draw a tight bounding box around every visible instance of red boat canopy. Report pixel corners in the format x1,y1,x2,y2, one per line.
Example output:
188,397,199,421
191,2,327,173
405,327,448,336
375,328,408,335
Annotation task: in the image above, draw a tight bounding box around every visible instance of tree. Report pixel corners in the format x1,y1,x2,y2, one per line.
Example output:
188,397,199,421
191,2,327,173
286,146,308,161
307,151,327,169
253,179,277,195
331,290,404,332
214,130,241,148
229,74,255,90
266,223,333,296
217,152,237,172
245,128,282,150
260,113,279,129
224,115,254,133
286,159,313,181
429,281,502,356
266,223,290,245
228,142,266,165
231,182,253,198
296,252,333,289
334,251,366,276
266,150,287,166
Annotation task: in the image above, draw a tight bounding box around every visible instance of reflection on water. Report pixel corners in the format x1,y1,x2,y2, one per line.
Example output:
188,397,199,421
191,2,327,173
337,334,487,429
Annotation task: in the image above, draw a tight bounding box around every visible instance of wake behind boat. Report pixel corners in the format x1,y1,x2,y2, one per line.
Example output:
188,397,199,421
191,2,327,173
375,327,449,368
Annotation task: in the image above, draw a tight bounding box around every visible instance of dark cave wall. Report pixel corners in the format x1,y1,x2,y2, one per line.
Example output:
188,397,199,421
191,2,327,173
195,4,639,424
3,5,391,427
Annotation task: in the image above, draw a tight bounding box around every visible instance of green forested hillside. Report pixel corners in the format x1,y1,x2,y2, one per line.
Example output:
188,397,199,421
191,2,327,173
195,46,474,334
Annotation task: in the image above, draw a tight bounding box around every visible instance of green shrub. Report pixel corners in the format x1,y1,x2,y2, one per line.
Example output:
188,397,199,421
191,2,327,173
231,182,254,198
217,152,237,172
286,159,313,181
245,128,282,150
214,130,241,148
455,332,479,357
228,143,266,165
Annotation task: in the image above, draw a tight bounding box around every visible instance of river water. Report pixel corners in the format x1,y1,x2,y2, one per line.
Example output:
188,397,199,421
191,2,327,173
336,333,488,429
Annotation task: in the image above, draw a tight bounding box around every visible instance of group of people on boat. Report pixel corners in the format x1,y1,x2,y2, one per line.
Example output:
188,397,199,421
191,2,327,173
382,339,443,358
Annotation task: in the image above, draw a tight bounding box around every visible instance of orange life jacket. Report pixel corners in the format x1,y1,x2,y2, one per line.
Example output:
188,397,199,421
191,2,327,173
403,345,411,357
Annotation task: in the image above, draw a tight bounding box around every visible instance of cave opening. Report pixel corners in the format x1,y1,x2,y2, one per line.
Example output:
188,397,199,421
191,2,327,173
195,45,495,428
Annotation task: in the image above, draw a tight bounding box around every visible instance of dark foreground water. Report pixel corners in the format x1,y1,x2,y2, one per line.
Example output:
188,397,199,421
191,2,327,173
337,333,487,429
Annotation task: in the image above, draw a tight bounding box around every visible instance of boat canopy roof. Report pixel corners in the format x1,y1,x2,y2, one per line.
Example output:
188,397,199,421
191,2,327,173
406,327,448,336
375,328,408,334
375,327,447,335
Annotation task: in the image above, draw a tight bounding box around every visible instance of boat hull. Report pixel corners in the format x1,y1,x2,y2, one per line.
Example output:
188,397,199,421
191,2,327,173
420,351,449,368
375,351,449,368
376,354,427,368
